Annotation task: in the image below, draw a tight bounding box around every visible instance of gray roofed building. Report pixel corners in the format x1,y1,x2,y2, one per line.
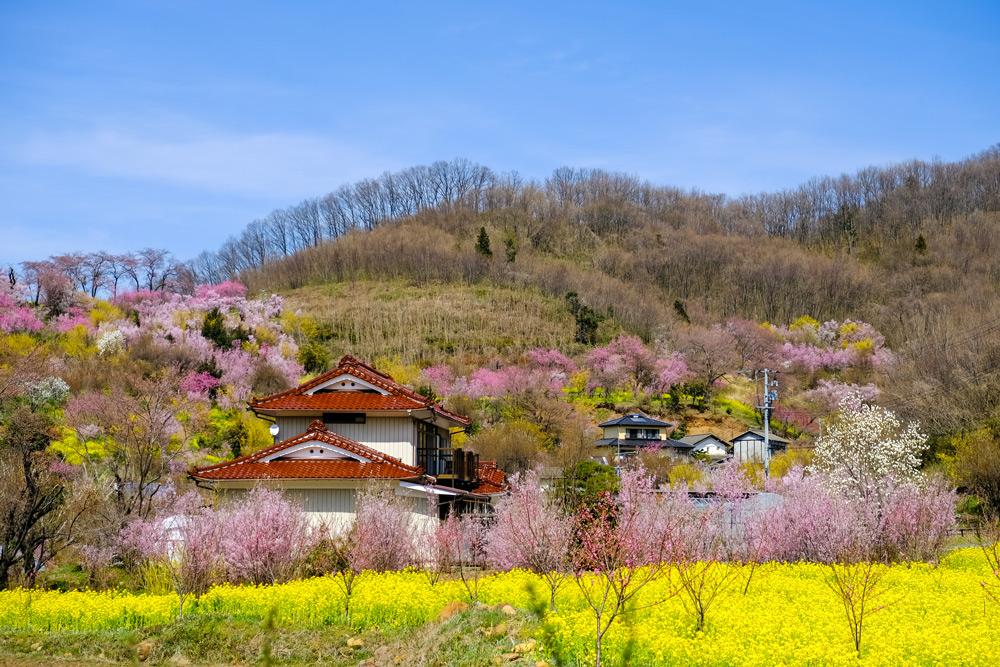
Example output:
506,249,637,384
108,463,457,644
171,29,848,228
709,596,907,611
731,429,790,445
597,413,674,428
677,432,730,460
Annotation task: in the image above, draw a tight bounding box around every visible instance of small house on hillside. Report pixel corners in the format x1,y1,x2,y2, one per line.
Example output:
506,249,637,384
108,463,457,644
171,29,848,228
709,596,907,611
677,433,730,460
730,429,790,466
595,413,694,459
191,355,505,530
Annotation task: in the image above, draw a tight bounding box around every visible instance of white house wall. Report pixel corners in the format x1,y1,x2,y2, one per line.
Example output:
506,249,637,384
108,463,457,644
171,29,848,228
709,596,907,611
217,486,438,536
328,417,416,465
273,416,416,465
733,439,767,464
275,416,314,440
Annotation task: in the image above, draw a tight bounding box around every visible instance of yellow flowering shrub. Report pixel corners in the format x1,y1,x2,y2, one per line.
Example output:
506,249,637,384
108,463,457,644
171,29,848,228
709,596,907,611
47,427,108,464
0,332,40,356
279,310,319,340
852,338,874,353
668,462,703,487
87,300,123,327
58,325,94,357
790,315,820,332
1,550,998,665
373,357,421,386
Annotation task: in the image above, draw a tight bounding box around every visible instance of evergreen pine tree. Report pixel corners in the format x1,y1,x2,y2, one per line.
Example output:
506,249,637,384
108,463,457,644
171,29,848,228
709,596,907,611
476,227,493,257
504,236,517,263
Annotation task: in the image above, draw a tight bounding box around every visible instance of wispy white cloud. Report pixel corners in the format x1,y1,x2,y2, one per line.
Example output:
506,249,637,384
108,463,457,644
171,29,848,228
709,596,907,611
15,123,389,200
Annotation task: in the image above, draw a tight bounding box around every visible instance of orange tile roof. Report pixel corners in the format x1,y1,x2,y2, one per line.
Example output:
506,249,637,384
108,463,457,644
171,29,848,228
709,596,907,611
472,460,507,494
252,393,427,412
250,354,469,425
191,419,423,482
192,460,419,481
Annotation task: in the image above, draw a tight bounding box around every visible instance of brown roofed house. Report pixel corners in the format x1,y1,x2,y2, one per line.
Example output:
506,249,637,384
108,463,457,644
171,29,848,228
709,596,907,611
191,355,504,529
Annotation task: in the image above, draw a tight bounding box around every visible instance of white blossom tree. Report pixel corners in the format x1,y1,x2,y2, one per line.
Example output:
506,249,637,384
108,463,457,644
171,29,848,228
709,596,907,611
810,393,927,504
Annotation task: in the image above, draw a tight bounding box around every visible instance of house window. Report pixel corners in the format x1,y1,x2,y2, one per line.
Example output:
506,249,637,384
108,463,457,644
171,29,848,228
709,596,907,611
626,428,660,440
417,421,452,476
323,412,366,424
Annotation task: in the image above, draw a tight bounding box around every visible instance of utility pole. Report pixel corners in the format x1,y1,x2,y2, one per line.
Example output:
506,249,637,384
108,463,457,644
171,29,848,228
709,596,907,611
758,368,778,479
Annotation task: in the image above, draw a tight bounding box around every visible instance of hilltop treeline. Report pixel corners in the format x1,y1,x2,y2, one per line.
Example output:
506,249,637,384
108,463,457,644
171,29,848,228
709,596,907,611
192,147,1000,281
13,149,1000,437
184,148,1000,441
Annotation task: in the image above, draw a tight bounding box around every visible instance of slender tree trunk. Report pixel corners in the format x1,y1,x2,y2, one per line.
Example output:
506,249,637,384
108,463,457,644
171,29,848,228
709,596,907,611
595,612,603,667
594,614,601,667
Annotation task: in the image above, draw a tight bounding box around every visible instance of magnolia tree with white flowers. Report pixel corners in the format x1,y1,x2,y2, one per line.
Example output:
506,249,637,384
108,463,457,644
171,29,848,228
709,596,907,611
810,393,928,505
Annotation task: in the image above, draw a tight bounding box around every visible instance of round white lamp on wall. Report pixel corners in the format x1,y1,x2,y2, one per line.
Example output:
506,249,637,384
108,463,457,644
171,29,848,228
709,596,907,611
269,423,280,443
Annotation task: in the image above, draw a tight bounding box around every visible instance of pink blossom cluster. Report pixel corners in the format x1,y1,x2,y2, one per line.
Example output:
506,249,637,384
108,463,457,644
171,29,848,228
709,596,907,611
575,467,692,570
585,335,690,393
179,371,221,400
419,348,578,399
803,380,880,412
526,347,577,380
484,463,954,578
347,487,418,572
775,318,895,372
419,364,456,396
222,487,316,584
779,342,857,372
0,292,44,333
123,488,316,588
463,365,565,398
114,289,168,307
52,307,93,333
194,281,248,300
488,469,572,574
105,285,301,405
750,469,956,563
431,510,489,569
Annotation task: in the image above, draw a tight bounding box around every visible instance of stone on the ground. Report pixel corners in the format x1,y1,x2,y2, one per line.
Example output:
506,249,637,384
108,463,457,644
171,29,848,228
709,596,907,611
437,600,469,621
514,639,537,654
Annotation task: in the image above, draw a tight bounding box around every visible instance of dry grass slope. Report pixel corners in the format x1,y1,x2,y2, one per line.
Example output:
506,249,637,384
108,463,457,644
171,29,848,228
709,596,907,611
283,281,578,363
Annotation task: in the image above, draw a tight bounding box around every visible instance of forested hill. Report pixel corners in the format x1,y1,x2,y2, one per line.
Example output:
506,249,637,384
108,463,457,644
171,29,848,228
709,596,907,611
187,147,1000,436
6,146,1000,512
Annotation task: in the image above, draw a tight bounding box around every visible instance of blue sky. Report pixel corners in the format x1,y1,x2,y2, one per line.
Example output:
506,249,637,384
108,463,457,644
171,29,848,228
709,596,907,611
1,1,998,265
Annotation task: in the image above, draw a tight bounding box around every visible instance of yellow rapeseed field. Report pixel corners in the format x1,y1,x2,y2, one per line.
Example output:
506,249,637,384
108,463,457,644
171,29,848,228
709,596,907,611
1,548,998,666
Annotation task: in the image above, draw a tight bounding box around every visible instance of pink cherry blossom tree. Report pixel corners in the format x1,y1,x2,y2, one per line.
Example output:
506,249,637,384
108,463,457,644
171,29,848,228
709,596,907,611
121,492,222,619
329,485,419,621
432,510,489,603
347,485,418,572
0,291,44,333
220,487,315,585
487,470,573,610
572,466,683,667
876,476,956,562
585,335,689,396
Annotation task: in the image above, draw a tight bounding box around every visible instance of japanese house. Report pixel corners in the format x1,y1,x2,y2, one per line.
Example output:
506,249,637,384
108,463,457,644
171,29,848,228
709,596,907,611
191,355,505,529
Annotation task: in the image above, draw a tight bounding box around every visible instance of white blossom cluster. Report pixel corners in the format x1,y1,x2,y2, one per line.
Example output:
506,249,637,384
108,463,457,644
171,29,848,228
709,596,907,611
96,329,126,355
26,376,70,407
810,393,928,502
